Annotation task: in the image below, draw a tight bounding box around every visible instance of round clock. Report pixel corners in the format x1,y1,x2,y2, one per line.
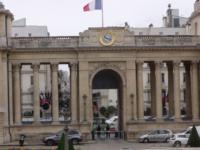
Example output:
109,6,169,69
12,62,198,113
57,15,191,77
99,32,116,46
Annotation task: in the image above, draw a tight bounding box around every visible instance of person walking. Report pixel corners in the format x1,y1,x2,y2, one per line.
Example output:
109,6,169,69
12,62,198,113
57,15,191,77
106,124,110,139
96,124,101,138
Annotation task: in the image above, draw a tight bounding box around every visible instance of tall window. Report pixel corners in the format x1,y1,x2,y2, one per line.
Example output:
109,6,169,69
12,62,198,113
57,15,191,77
21,65,33,123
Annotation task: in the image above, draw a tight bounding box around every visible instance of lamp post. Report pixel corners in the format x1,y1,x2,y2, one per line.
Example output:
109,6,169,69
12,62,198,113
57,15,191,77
83,94,87,122
130,94,134,120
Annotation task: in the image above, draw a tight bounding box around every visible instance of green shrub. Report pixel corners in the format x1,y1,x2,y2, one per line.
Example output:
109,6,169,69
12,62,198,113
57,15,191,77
187,125,200,147
57,133,75,150
57,133,65,150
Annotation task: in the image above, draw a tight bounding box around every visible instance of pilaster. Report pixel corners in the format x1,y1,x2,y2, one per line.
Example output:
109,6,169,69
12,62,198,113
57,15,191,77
13,63,21,124
126,60,137,121
79,61,89,123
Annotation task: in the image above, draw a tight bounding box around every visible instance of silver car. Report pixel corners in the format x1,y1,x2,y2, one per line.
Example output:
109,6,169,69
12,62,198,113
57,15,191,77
139,129,173,143
43,129,82,146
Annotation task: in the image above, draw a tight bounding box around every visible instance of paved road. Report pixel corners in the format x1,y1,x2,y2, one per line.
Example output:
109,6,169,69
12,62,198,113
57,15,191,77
75,140,172,150
1,140,198,150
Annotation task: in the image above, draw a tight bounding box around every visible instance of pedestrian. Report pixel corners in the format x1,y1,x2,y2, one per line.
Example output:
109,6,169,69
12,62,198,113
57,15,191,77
106,124,110,138
96,124,101,138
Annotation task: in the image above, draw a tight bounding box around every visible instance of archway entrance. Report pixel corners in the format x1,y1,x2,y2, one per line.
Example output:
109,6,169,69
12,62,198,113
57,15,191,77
92,69,123,140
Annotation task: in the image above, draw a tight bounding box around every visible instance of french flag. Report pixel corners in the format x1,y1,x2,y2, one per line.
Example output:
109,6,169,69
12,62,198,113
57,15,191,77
83,0,102,11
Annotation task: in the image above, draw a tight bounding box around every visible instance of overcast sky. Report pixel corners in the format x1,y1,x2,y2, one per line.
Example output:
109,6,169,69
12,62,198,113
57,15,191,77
1,0,195,36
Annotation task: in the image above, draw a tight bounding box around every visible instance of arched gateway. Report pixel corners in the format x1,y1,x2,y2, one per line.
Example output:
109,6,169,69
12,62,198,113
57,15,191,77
1,1,200,143
91,69,124,136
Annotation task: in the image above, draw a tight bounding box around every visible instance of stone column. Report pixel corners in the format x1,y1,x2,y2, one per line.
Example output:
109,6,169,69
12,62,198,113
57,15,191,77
137,61,144,120
13,64,21,124
51,63,59,123
149,63,156,117
167,62,174,116
173,61,181,121
70,63,78,123
184,62,192,118
33,63,40,123
191,61,199,121
155,61,162,120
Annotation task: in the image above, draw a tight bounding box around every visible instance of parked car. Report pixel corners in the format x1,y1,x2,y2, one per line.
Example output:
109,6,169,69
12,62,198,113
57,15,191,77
106,116,118,125
169,133,189,147
139,129,173,143
43,129,82,146
169,125,200,147
106,116,118,131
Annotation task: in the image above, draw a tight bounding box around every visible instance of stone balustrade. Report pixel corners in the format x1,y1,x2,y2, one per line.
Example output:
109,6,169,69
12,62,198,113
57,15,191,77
11,36,79,49
10,35,200,49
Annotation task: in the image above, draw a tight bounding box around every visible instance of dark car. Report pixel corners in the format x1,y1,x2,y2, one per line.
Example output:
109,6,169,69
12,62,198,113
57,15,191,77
43,129,82,146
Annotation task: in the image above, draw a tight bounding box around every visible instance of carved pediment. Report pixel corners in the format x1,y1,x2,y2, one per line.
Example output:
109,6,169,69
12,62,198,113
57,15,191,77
79,27,135,47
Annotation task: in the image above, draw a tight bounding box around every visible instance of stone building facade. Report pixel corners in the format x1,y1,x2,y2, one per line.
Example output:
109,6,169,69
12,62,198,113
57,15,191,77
0,0,200,143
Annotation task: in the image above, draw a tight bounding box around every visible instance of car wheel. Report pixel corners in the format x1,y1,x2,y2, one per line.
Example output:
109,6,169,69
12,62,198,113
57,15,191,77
71,138,79,145
143,138,149,143
174,141,181,147
165,138,170,143
46,139,55,146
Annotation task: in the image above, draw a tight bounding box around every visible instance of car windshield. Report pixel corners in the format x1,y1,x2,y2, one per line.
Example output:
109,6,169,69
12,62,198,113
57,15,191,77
179,129,187,133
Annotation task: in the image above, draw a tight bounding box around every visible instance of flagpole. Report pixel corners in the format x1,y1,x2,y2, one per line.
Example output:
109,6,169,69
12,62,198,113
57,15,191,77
101,0,104,27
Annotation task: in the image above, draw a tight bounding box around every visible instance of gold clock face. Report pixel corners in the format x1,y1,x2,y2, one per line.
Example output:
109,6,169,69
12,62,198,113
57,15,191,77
99,32,116,46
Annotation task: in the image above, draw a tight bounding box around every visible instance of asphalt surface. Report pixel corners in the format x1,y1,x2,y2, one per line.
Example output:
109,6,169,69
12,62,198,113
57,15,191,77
76,140,200,150
0,140,199,150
